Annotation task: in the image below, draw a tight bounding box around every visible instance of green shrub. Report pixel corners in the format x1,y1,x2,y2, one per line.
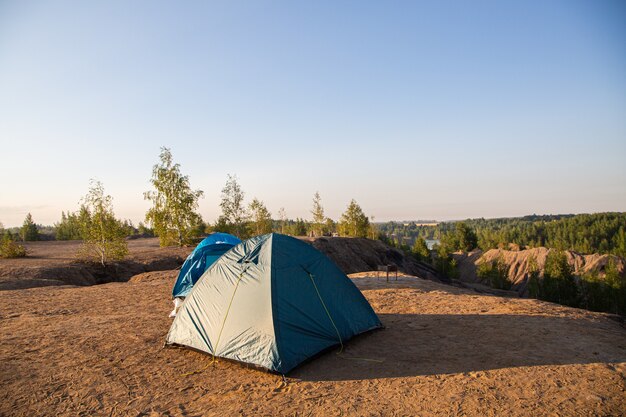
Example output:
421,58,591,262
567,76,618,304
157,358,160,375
0,232,26,258
477,256,511,290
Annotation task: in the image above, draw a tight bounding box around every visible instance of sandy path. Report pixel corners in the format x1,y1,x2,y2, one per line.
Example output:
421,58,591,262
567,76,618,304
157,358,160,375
1,273,625,416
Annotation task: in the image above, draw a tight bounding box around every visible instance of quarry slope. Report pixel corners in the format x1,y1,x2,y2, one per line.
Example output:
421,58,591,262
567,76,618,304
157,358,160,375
454,247,626,295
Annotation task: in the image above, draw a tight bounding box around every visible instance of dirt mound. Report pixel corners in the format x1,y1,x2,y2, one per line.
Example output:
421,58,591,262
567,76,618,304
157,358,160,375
128,270,178,283
1,272,624,416
454,247,626,294
303,236,443,282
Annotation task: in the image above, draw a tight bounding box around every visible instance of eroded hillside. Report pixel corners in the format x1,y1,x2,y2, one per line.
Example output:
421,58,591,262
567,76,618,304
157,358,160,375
454,247,625,295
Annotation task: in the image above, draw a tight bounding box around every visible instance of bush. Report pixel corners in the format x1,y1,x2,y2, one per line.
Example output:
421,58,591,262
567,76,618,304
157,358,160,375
0,232,27,258
477,256,511,290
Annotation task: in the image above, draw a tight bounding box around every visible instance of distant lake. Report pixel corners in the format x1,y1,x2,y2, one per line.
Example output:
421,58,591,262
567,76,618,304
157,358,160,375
426,239,439,250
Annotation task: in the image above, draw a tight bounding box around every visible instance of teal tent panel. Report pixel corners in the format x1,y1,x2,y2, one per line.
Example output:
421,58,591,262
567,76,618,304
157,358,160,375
270,235,382,373
172,233,241,298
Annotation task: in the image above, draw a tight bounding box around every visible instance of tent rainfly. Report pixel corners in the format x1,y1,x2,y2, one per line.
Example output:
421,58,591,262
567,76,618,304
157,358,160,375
172,232,241,299
166,233,382,374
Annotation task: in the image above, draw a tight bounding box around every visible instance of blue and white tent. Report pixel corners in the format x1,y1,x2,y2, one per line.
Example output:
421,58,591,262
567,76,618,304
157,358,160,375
166,233,382,373
172,233,241,298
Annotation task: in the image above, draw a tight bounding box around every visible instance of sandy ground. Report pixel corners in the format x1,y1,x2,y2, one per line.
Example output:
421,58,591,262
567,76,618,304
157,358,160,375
1,272,625,416
0,239,190,290
0,238,186,268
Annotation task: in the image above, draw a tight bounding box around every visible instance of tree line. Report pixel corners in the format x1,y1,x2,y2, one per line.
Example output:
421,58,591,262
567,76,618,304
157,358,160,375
378,213,626,257
2,148,376,262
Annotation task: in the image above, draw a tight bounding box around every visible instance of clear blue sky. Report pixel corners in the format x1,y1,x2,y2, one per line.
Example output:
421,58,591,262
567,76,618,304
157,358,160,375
1,1,625,227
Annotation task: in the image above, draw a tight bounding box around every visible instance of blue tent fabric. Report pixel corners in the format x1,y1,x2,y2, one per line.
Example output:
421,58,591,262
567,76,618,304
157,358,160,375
166,233,382,374
172,233,241,298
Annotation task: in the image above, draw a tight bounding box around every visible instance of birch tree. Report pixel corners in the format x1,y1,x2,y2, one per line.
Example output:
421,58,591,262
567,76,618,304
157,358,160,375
144,147,204,246
78,180,128,266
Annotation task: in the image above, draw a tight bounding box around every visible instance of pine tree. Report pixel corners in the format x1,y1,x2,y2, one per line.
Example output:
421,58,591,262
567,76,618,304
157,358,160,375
338,199,370,238
411,237,430,262
455,222,478,251
20,213,39,241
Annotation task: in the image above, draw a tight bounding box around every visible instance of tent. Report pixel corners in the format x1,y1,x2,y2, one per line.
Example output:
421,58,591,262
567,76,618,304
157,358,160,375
172,232,241,298
166,233,382,374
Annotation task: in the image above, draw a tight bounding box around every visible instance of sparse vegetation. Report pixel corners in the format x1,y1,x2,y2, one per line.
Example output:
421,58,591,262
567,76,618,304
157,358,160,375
77,180,129,266
144,147,204,247
476,256,511,290
527,251,625,315
338,199,370,238
0,230,27,258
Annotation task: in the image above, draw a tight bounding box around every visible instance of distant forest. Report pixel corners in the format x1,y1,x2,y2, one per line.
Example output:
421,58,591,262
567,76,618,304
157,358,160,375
378,213,626,257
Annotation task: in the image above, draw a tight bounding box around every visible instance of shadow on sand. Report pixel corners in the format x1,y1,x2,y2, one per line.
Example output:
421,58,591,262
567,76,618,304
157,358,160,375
291,313,626,382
